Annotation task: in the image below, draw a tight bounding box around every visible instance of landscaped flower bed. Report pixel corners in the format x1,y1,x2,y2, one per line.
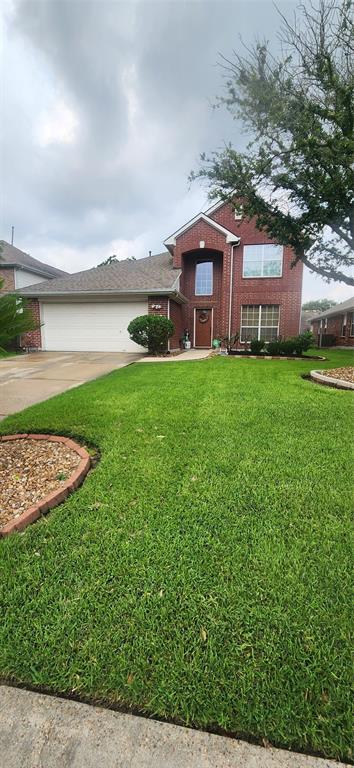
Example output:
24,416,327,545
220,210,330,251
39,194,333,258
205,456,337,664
310,366,354,390
227,350,325,360
320,366,354,383
0,434,91,535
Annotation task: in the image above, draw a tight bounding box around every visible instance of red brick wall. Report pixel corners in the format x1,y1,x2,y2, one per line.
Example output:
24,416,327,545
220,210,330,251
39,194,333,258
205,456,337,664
210,204,303,341
312,313,354,346
148,295,180,351
173,220,229,271
180,250,224,342
0,267,15,292
170,203,303,345
148,296,169,317
21,299,42,349
172,220,231,342
169,300,183,350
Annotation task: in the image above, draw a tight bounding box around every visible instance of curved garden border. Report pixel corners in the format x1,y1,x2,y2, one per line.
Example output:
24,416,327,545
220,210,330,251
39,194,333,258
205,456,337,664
310,370,354,390
227,353,327,360
0,434,91,537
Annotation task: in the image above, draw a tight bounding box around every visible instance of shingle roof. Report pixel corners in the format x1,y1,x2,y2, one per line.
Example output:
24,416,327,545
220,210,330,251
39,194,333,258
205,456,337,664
310,296,354,322
19,252,181,296
0,241,68,278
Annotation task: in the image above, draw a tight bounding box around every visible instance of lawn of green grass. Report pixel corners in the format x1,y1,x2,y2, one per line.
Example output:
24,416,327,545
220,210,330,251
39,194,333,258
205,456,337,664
0,348,353,761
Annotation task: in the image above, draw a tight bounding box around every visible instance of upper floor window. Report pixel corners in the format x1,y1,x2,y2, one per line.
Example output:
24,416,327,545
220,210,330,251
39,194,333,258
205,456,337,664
195,261,213,295
243,244,283,278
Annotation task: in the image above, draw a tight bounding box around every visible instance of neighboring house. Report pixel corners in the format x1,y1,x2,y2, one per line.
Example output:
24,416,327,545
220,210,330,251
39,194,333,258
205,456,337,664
19,202,303,352
300,309,322,333
310,297,354,347
0,241,68,292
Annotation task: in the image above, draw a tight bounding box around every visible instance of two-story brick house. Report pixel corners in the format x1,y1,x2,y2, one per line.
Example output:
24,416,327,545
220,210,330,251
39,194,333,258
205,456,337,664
20,202,303,352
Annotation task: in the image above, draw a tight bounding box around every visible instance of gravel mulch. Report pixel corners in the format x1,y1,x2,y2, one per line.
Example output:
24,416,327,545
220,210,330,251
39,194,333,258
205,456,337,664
320,366,354,383
0,439,81,528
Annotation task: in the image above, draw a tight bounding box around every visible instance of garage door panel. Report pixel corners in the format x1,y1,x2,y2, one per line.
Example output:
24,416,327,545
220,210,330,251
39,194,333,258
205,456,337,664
41,302,147,352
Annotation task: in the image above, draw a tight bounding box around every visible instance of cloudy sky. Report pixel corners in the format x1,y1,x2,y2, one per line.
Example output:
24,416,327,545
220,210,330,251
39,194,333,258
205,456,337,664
1,0,352,303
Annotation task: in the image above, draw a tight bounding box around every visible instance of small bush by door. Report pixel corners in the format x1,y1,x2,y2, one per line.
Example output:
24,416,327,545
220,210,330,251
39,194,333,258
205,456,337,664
128,315,174,354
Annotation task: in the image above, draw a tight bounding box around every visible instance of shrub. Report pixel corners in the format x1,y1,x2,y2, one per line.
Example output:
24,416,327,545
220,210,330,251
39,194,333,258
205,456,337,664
283,332,314,356
279,339,297,355
0,281,39,352
250,338,264,354
267,340,282,355
298,330,314,351
128,315,174,354
267,332,314,357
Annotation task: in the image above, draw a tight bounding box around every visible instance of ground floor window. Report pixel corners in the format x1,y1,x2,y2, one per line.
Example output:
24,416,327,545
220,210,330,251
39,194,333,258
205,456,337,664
240,305,280,342
351,314,354,337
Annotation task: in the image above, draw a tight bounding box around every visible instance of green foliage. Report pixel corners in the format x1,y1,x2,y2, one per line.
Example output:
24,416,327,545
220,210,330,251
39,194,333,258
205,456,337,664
0,348,353,762
293,330,314,354
267,340,282,356
97,254,119,267
192,0,354,286
0,278,38,351
302,299,337,311
267,331,314,356
280,339,299,356
128,314,174,354
250,338,264,354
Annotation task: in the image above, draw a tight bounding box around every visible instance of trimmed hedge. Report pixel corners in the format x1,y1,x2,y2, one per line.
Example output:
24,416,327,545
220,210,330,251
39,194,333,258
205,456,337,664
128,314,174,354
267,331,314,356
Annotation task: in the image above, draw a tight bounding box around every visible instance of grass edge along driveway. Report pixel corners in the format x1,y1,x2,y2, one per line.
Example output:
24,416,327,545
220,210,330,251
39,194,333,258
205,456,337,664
0,349,353,763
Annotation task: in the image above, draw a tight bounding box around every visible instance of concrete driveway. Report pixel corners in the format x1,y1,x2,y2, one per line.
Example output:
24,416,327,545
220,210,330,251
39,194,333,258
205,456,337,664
0,351,142,419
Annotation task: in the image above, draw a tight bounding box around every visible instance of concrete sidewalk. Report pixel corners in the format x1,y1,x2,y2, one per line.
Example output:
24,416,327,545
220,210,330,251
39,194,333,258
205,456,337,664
0,686,348,768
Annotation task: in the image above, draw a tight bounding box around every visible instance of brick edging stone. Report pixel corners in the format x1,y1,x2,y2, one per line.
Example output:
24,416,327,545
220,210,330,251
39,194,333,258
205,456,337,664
310,370,354,390
0,434,91,537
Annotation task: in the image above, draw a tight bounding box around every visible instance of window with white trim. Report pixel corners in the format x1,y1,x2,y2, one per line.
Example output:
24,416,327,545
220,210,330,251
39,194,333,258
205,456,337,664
195,261,213,295
241,305,280,342
350,314,354,337
243,244,283,278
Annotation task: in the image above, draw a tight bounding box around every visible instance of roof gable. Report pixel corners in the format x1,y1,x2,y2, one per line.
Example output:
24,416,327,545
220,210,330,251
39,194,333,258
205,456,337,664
0,241,68,278
163,213,240,251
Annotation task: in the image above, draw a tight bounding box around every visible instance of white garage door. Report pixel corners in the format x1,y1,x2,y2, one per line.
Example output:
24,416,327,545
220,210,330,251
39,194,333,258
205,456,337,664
41,301,148,352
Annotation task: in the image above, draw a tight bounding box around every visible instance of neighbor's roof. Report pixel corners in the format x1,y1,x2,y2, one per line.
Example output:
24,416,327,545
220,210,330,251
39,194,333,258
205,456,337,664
310,296,354,322
19,251,183,297
0,241,68,278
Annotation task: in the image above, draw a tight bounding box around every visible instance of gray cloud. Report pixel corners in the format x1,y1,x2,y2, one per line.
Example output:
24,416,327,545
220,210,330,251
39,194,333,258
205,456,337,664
1,0,351,300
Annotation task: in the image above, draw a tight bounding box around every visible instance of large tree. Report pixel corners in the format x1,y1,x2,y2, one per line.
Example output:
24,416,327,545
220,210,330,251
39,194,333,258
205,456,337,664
302,298,337,310
192,0,354,285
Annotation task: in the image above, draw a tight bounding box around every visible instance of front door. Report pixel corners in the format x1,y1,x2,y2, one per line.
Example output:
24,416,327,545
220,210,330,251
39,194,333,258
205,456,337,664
195,309,212,347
